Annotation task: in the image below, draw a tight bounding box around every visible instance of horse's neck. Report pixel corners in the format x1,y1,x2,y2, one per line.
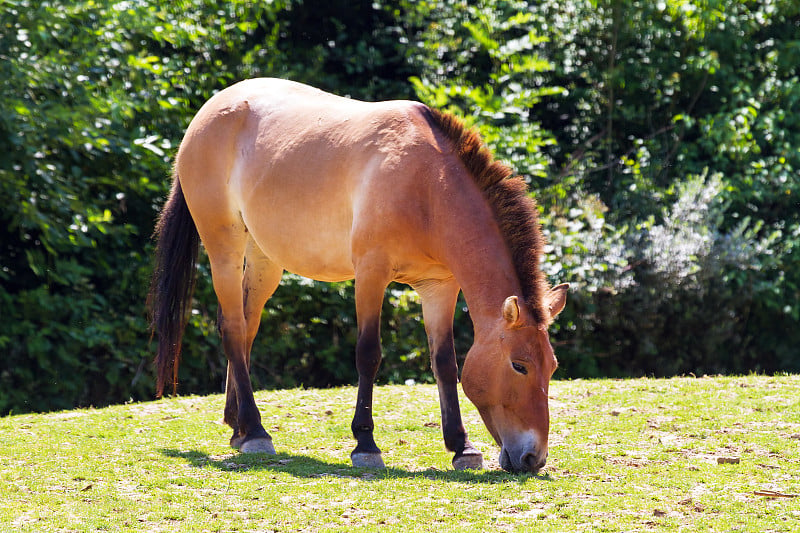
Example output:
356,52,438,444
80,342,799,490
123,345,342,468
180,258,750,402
450,236,520,333
431,173,522,333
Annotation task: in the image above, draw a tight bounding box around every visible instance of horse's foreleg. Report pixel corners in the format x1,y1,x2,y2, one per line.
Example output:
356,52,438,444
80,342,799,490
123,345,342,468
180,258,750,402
417,279,484,471
225,241,282,450
350,263,391,468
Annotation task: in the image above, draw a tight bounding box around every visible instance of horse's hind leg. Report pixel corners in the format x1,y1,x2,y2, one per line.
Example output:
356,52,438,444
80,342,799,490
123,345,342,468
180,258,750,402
201,224,273,453
225,240,282,451
416,279,484,470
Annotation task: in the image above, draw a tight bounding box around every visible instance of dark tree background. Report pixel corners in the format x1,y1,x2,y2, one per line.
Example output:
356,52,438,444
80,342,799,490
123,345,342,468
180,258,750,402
1,0,798,413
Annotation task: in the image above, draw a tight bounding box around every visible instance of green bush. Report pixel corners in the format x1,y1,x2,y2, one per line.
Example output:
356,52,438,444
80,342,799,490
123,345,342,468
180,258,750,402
0,0,435,413
407,0,799,377
0,0,292,412
544,0,800,377
1,0,798,414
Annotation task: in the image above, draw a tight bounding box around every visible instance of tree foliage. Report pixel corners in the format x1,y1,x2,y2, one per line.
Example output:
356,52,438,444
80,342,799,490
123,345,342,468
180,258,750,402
527,0,800,376
1,0,797,413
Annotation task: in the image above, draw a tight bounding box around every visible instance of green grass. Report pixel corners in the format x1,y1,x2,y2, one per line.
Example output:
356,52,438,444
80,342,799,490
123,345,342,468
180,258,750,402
2,375,799,532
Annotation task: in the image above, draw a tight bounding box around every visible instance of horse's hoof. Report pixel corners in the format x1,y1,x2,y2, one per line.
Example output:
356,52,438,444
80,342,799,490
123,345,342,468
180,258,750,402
453,452,484,471
240,438,276,454
351,452,385,469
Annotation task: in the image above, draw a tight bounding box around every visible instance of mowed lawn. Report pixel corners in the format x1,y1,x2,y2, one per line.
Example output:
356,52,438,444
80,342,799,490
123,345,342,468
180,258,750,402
1,375,798,532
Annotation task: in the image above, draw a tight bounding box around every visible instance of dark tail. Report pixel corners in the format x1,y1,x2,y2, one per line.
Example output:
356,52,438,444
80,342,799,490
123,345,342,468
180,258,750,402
148,174,199,397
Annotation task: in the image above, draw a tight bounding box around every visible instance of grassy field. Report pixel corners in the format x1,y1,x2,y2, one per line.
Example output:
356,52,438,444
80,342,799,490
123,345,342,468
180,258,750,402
1,375,798,532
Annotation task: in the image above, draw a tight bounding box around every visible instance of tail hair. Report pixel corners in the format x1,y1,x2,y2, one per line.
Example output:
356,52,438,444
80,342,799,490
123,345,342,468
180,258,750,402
148,175,199,397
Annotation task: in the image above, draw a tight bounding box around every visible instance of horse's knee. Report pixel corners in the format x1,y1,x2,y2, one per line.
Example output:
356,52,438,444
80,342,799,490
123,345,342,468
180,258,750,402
432,347,458,383
355,326,382,377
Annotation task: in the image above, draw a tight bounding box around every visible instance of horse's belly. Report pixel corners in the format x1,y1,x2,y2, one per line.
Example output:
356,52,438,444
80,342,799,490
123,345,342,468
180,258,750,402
245,210,356,282
233,149,379,282
261,242,355,283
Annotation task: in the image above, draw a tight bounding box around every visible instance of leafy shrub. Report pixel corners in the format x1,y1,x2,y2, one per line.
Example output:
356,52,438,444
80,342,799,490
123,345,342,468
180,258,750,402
1,0,798,415
550,172,795,377
408,0,799,377
0,0,436,413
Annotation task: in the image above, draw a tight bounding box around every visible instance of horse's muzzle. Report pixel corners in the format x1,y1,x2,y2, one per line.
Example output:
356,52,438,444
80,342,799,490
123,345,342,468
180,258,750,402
499,443,547,474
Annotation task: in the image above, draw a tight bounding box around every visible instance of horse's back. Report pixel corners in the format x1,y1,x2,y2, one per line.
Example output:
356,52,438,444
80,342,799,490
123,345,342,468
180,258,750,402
176,78,442,282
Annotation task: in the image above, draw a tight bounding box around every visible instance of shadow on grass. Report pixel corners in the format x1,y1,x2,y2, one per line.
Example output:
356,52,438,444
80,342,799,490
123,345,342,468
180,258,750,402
160,448,553,484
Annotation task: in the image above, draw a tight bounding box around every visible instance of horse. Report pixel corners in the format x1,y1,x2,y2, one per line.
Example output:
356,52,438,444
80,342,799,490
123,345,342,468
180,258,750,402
149,78,568,473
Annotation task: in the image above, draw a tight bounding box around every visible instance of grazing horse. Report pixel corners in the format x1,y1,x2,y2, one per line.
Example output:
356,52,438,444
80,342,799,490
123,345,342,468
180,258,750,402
149,78,568,473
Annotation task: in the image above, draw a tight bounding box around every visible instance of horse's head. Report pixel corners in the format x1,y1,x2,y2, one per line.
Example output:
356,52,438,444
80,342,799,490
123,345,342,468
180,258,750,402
461,284,568,474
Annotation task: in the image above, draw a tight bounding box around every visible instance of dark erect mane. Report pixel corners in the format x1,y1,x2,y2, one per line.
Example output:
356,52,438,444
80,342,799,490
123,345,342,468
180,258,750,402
423,108,550,324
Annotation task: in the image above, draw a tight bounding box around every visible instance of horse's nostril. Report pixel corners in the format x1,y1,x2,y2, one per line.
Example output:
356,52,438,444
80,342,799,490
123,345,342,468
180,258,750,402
522,452,545,472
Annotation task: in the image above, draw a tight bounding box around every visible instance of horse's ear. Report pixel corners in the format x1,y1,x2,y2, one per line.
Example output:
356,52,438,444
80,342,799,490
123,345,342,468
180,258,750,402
502,296,522,327
546,283,569,319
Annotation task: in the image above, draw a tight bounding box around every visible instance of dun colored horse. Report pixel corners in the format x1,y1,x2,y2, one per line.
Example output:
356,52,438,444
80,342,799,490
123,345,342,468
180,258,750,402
149,78,568,473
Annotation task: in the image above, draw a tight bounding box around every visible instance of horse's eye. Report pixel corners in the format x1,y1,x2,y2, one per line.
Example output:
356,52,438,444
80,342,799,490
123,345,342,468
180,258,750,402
511,362,528,375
